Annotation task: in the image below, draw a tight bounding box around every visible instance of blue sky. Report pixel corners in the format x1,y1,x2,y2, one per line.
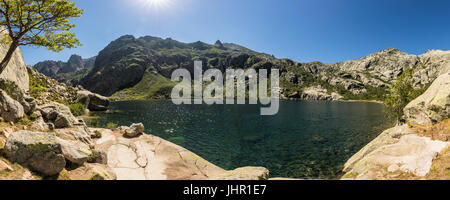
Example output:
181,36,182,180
21,0,450,65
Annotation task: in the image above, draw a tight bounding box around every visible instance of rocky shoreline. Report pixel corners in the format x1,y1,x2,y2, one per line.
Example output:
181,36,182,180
0,72,270,180
1,26,449,180
341,71,450,180
2,68,448,180
0,39,270,180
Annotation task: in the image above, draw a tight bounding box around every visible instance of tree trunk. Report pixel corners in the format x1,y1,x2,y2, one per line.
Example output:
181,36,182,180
0,42,19,75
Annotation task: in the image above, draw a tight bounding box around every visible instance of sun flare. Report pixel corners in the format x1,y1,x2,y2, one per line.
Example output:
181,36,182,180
138,0,172,10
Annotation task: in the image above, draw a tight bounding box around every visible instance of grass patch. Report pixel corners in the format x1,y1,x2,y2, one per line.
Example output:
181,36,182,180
28,71,48,99
426,147,450,180
111,70,176,100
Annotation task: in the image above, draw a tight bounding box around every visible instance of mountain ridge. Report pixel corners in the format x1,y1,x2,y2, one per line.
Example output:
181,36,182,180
33,35,450,101
33,54,96,86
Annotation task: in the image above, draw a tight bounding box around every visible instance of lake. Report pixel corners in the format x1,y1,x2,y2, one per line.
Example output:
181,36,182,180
95,100,391,179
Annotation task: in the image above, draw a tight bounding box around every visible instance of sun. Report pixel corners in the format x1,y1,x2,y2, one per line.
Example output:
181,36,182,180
138,0,172,10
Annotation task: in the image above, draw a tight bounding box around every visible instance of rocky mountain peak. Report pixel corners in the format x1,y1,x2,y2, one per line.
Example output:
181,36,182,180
61,54,84,73
215,40,225,49
68,54,83,63
371,48,409,57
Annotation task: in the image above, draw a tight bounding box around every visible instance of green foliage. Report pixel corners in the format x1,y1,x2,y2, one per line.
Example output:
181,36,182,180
0,0,84,51
92,130,102,139
384,66,427,123
69,102,86,116
55,99,70,106
29,112,39,121
105,122,117,130
17,116,31,125
89,150,101,160
111,70,176,100
28,71,48,98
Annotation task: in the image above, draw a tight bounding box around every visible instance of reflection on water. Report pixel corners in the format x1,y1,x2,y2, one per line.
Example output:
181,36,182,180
96,100,391,179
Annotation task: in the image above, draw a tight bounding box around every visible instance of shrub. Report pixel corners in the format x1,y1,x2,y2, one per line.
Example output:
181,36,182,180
69,103,86,117
105,123,118,130
17,116,31,125
28,72,48,99
92,130,102,139
384,66,432,123
29,112,40,121
384,67,414,123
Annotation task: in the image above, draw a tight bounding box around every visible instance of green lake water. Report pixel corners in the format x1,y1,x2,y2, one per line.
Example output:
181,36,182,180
95,100,391,179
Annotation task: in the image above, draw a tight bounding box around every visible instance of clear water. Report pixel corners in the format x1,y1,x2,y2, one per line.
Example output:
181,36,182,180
95,100,391,179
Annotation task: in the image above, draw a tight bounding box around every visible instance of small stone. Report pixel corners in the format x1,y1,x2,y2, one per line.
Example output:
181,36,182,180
40,108,58,121
21,170,34,180
0,130,9,138
47,123,55,130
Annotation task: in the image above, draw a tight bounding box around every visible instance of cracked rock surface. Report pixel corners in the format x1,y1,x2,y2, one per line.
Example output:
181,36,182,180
92,128,226,180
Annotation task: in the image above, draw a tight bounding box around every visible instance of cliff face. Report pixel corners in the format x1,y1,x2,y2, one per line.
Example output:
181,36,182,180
0,26,29,91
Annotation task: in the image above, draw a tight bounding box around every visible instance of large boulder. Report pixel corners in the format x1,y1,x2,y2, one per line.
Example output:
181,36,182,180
0,26,29,91
39,102,79,128
342,134,448,179
57,137,92,165
5,131,66,176
0,80,37,115
77,90,110,111
0,90,24,122
20,95,37,115
120,123,145,138
404,71,450,125
55,127,93,147
54,127,94,165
